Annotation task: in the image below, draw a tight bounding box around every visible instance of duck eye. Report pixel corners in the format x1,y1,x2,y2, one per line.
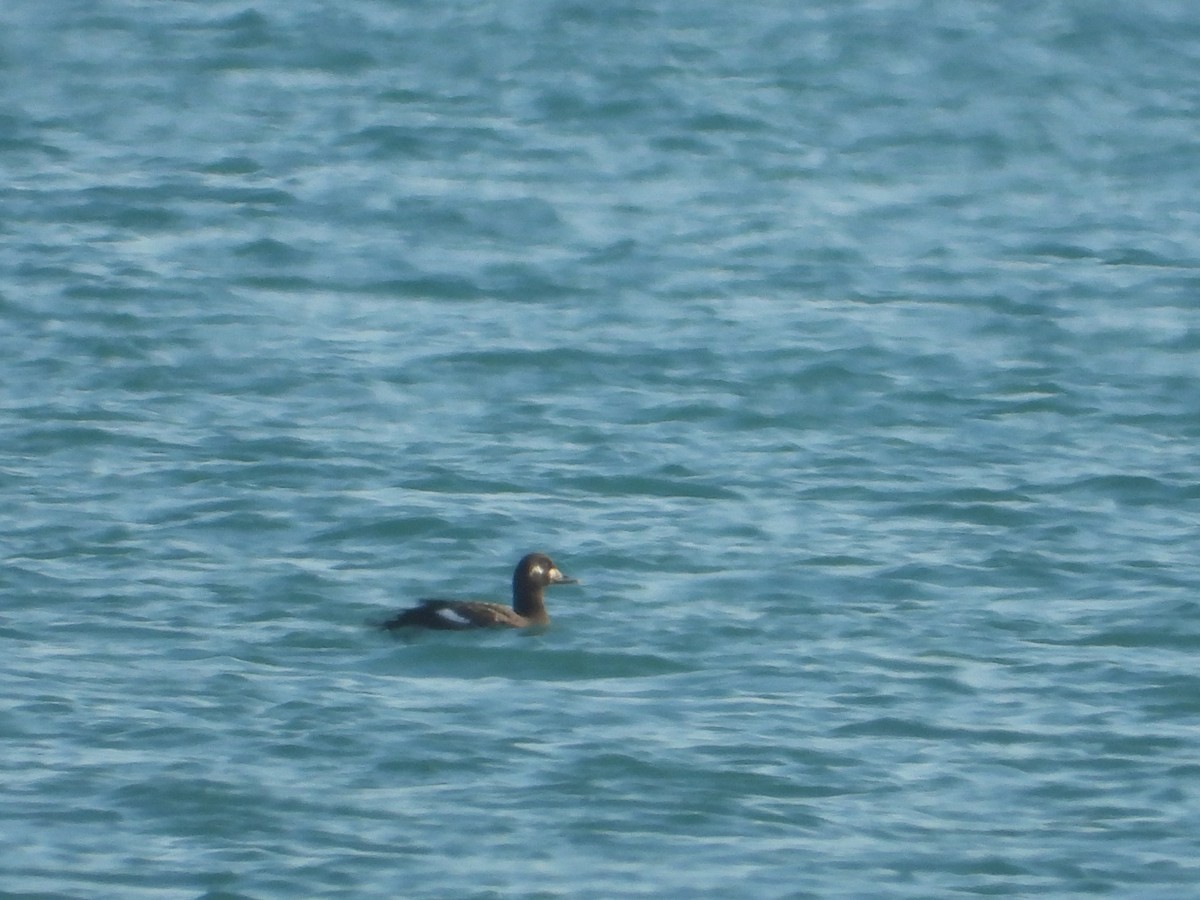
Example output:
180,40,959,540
529,565,544,577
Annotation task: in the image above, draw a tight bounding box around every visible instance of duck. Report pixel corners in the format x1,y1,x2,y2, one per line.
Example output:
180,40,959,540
381,552,578,630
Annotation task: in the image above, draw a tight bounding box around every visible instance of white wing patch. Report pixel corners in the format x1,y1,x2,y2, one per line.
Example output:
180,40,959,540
434,606,473,626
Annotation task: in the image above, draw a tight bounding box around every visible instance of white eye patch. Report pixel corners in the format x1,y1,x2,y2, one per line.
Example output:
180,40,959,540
434,607,472,625
529,565,544,577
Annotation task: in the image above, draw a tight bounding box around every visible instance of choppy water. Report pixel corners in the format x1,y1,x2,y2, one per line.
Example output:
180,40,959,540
4,2,1200,897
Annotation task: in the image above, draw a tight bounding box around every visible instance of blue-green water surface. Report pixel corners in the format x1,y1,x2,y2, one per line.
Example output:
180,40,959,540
4,2,1200,897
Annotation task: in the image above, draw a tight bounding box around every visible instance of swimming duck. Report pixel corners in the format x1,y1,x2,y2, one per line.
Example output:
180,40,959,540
381,552,578,630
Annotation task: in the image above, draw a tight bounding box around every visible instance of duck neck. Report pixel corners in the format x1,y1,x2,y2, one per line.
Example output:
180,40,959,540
512,585,549,623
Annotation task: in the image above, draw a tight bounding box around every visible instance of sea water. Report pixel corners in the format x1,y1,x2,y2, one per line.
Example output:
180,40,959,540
4,2,1200,897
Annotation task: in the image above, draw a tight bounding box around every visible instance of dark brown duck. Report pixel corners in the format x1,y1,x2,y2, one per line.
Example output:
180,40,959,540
381,552,578,630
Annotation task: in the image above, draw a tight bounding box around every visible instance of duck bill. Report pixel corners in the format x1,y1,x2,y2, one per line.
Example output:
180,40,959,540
549,567,578,585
